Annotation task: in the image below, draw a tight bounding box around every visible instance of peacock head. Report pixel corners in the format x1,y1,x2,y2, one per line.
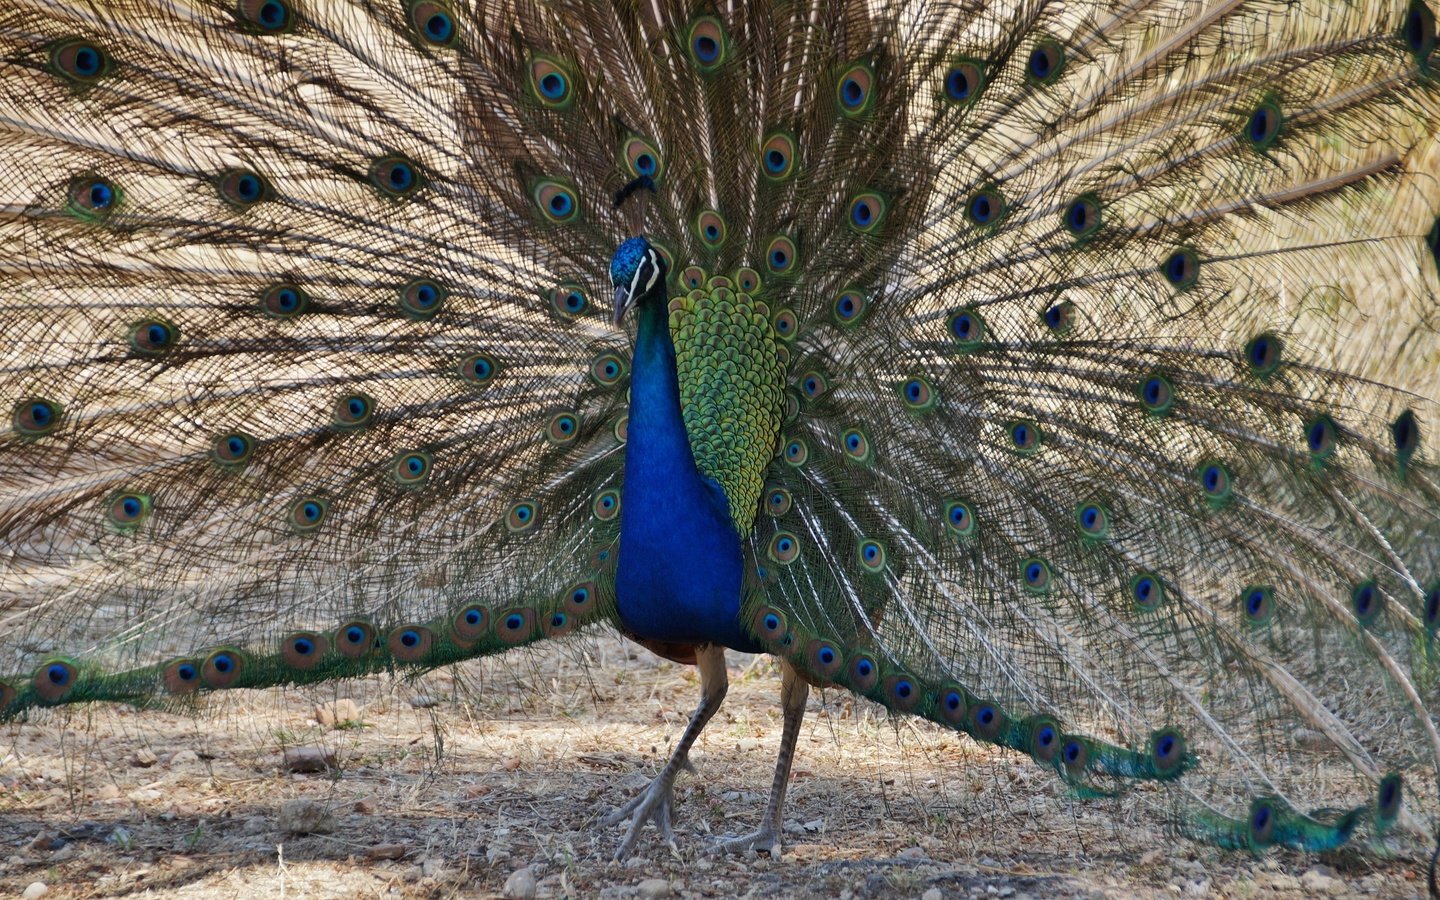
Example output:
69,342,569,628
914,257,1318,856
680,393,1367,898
610,235,668,324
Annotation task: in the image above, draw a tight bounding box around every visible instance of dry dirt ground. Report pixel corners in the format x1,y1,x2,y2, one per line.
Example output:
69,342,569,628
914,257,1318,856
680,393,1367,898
0,634,1431,899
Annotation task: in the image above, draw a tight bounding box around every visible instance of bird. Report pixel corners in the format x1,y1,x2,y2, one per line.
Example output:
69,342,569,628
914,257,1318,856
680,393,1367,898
0,0,1438,868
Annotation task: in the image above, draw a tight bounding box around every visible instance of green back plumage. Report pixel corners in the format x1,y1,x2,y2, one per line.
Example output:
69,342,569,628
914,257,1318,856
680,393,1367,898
0,0,1437,865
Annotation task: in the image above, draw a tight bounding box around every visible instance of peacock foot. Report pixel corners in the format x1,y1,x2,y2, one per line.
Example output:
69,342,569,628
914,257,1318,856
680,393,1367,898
711,825,782,858
603,770,680,860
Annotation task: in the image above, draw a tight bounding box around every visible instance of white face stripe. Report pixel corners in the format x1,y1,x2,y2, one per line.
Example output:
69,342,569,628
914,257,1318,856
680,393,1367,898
628,247,659,300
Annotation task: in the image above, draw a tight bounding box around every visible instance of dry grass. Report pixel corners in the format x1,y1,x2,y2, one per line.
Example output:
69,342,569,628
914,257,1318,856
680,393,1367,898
0,634,1429,898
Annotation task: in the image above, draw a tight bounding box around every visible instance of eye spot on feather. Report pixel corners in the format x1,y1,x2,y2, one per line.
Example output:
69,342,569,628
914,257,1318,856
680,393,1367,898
763,487,792,518
848,192,887,233
1149,728,1187,778
841,427,872,463
613,416,628,443
833,288,868,325
217,169,271,209
766,235,797,274
1043,300,1075,335
592,489,620,521
687,17,727,72
900,377,936,411
1405,1,1437,64
1351,579,1384,626
49,39,112,84
239,0,295,32
399,278,447,319
497,607,537,643
33,660,78,702
1198,461,1232,503
388,625,434,661
162,659,202,694
1027,717,1061,764
333,393,375,429
106,491,151,531
1161,248,1199,289
733,267,761,293
546,410,580,445
67,175,119,221
261,283,309,318
533,180,580,222
1139,374,1174,414
335,621,377,658
460,353,497,385
1305,415,1337,459
622,135,664,181
1425,582,1440,634
848,654,879,692
883,674,922,712
947,307,985,348
760,132,797,180
1392,410,1420,464
938,685,967,726
409,1,457,46
768,531,800,565
1064,195,1101,239
1247,799,1276,848
1240,333,1281,376
799,372,827,400
506,500,539,533
451,605,489,646
528,56,574,108
857,539,886,572
751,607,787,645
542,611,575,638
694,210,726,247
966,189,1004,226
370,156,424,197
1130,572,1165,612
289,496,328,532
1244,99,1283,151
1062,737,1090,777
201,649,246,688
1240,585,1275,626
943,59,984,105
211,431,256,468
944,500,976,537
770,309,797,341
1075,502,1109,539
128,319,177,356
282,632,329,669
1021,557,1052,593
805,640,844,681
564,581,595,617
391,450,431,486
1377,773,1405,825
12,399,61,437
783,437,808,466
1027,40,1065,83
969,700,1006,741
1007,420,1041,454
548,283,589,320
835,63,875,116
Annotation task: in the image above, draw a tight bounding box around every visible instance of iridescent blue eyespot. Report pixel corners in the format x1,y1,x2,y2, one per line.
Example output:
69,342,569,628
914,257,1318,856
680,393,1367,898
371,156,423,197
943,61,983,104
1162,248,1199,288
836,63,875,115
1245,100,1283,150
13,399,61,437
409,2,457,45
1028,41,1065,82
967,190,1002,225
239,0,294,32
50,39,112,83
688,17,726,71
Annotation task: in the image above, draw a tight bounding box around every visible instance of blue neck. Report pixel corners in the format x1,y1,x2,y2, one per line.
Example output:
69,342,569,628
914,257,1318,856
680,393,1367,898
614,296,758,653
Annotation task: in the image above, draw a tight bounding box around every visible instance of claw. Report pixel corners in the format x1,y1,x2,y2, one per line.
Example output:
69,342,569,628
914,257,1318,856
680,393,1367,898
605,770,679,860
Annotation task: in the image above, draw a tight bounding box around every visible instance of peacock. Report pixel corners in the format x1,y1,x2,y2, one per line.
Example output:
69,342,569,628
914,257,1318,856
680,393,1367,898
1,0,1439,870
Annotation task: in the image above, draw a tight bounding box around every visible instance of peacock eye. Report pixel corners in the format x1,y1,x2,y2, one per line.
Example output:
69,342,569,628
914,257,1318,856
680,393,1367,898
370,156,424,197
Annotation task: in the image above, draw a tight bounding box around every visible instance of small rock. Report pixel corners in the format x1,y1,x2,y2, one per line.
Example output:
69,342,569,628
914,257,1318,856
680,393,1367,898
737,738,761,752
922,890,943,900
132,749,159,768
22,882,48,899
637,878,672,898
1300,868,1344,896
282,746,336,774
315,699,361,728
354,798,378,815
410,694,440,709
365,843,408,861
503,866,537,899
168,749,201,767
277,799,335,835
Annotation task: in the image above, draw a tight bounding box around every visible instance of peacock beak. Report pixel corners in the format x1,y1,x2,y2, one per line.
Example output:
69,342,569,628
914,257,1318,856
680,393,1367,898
612,285,631,324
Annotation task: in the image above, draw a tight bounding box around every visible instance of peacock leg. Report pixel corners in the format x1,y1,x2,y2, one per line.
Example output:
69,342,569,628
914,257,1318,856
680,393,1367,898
604,642,728,859
713,658,809,858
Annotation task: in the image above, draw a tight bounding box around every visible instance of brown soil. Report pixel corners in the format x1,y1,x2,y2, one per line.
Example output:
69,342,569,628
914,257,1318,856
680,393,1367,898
0,636,1428,898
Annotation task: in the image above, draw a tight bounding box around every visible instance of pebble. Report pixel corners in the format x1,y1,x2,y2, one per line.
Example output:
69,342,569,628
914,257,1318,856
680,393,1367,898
503,866,537,899
365,843,407,861
282,747,336,773
1300,868,1345,896
277,798,335,834
315,698,362,727
636,878,673,898
22,883,47,899
132,749,159,768
168,749,201,767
